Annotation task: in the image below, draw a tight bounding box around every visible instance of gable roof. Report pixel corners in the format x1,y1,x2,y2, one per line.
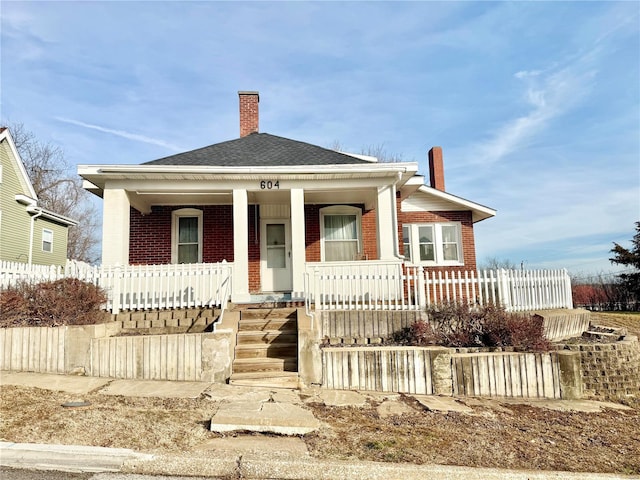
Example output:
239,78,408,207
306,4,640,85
402,185,496,223
0,127,38,199
0,128,77,227
143,133,373,167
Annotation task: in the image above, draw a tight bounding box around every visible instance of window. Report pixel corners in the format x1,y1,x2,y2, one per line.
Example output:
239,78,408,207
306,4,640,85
42,228,53,253
402,223,462,265
320,206,362,262
171,208,203,264
402,226,412,263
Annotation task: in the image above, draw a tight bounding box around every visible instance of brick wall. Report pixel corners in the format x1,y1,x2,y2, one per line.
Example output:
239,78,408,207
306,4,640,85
248,206,260,292
129,205,234,264
563,338,640,402
305,205,321,262
397,195,477,271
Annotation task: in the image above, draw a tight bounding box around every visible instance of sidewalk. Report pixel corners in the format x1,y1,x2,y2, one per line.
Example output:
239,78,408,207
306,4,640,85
1,371,637,480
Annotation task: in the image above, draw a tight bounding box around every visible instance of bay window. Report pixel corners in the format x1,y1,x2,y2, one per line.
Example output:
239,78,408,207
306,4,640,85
402,222,463,265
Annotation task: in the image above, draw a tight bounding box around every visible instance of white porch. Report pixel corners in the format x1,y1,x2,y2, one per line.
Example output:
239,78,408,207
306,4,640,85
89,163,419,304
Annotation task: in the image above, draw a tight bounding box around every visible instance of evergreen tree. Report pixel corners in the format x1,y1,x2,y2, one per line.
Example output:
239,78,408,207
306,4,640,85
610,221,640,302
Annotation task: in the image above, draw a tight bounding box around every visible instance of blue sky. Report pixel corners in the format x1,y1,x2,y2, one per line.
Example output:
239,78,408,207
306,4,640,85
1,1,638,278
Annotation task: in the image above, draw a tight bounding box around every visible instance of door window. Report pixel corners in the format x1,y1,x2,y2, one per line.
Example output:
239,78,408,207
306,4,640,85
266,223,286,268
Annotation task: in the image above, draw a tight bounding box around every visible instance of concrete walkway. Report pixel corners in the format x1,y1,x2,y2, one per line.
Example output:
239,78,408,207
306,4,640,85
0,371,636,479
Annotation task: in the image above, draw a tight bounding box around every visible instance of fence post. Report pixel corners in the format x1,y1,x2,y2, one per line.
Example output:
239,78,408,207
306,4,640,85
498,269,512,311
417,265,427,309
563,268,573,309
111,264,122,315
314,266,320,311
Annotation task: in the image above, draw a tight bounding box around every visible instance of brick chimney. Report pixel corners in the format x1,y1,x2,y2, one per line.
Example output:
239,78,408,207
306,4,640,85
428,146,445,191
239,91,259,137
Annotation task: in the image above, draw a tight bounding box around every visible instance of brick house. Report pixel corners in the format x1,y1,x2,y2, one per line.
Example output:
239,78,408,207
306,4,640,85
79,92,495,304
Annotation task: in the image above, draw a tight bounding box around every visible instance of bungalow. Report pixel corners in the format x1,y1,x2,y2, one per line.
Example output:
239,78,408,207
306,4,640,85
0,127,77,266
78,92,495,304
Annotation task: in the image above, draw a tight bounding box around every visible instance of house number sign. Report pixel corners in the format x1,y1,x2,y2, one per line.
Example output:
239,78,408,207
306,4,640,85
260,180,280,190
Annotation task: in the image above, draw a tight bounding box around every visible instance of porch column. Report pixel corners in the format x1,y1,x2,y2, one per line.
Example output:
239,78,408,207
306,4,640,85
290,188,306,299
232,188,251,303
102,188,130,265
376,184,397,260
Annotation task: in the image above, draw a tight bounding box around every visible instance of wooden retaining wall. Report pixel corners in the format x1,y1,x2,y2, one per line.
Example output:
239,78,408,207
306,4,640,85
0,327,66,374
0,324,233,383
90,332,232,382
322,347,453,395
452,352,562,398
322,347,582,399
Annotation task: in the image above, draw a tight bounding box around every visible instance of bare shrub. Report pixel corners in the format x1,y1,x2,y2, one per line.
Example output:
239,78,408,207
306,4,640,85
390,302,552,351
0,279,107,327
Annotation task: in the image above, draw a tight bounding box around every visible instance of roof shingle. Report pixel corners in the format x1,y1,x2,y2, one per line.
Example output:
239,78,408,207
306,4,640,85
143,133,372,167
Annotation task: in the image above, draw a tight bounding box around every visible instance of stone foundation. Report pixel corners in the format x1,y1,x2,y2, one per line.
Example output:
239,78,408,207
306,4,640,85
560,335,640,402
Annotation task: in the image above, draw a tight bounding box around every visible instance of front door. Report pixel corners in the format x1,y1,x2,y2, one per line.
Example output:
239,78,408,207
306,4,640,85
260,218,292,292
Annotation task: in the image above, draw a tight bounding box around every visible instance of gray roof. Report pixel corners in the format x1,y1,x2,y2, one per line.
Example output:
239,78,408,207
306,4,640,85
143,133,371,167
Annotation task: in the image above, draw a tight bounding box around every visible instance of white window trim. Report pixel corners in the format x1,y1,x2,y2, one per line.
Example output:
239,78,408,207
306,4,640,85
319,205,363,262
171,208,203,264
42,228,53,253
403,222,464,266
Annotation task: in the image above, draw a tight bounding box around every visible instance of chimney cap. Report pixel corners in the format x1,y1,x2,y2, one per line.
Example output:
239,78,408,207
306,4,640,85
238,91,259,99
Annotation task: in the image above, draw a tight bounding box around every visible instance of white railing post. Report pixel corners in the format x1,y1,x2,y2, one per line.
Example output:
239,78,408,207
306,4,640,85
314,266,321,312
563,268,573,309
416,265,426,309
111,264,122,315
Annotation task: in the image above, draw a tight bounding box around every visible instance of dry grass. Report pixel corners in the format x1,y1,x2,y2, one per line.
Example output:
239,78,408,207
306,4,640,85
590,311,640,337
305,397,640,475
1,384,639,475
0,386,217,452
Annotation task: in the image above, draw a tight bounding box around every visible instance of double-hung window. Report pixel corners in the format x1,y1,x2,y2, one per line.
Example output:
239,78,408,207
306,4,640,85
42,228,53,253
402,222,463,266
171,208,203,264
320,206,362,262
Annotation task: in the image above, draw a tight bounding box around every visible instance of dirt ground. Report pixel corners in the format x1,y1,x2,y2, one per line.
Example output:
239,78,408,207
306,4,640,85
1,311,639,475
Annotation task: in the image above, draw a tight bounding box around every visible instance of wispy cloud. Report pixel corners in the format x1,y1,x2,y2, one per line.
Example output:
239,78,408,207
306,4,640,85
469,55,598,166
55,117,184,152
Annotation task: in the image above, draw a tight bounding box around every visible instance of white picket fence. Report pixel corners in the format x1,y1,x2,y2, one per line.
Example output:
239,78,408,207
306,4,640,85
0,260,233,314
305,263,573,312
3,259,572,314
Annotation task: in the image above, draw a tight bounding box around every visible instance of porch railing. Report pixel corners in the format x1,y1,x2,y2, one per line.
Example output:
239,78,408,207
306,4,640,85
306,262,573,312
0,260,233,316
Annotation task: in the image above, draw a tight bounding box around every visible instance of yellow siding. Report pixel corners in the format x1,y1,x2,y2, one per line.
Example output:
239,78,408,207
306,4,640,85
0,139,32,263
0,137,70,266
31,218,69,266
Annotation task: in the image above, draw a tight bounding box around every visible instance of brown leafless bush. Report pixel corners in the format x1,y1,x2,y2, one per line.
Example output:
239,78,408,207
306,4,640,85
0,278,108,327
390,302,552,351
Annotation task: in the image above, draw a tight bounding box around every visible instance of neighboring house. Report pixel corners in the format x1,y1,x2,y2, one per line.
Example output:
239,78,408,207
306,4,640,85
78,92,495,303
0,127,77,266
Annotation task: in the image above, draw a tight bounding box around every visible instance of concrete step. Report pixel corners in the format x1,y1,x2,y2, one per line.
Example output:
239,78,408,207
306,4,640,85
237,318,297,332
235,343,298,359
228,372,300,389
236,331,297,345
239,308,297,320
232,357,297,374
